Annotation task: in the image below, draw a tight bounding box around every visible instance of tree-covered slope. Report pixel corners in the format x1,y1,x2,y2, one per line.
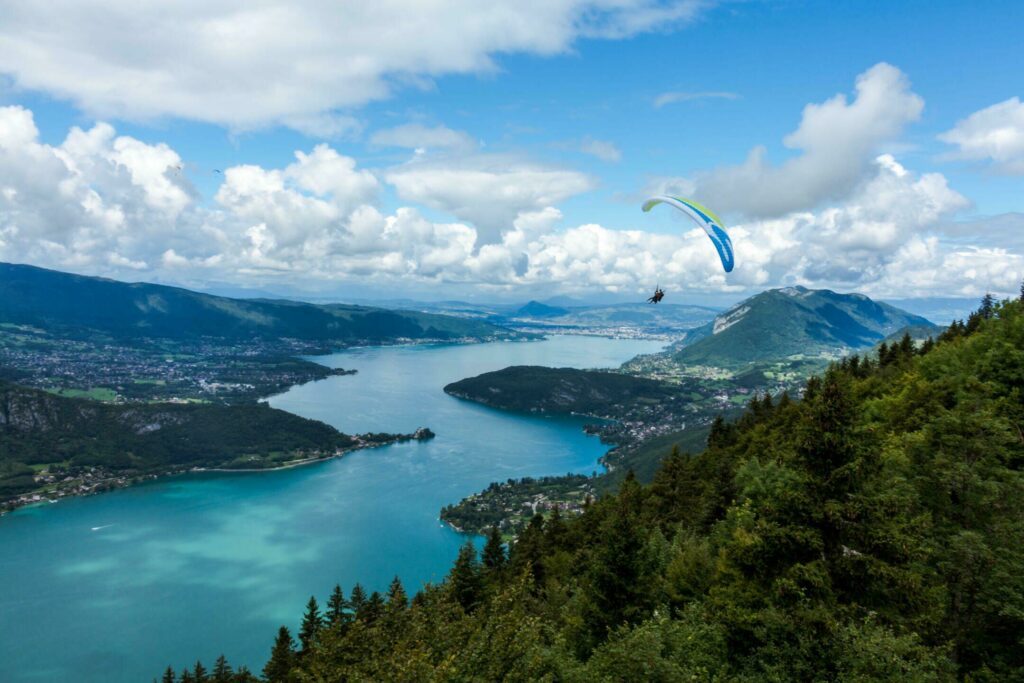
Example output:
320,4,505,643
444,365,674,414
674,286,937,367
178,295,1024,682
0,262,515,344
0,380,357,498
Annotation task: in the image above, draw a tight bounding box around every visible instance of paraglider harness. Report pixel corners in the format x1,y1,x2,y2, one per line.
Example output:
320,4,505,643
647,286,665,304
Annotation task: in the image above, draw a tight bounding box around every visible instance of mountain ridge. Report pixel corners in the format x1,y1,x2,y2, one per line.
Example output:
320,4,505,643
671,285,939,367
0,262,516,345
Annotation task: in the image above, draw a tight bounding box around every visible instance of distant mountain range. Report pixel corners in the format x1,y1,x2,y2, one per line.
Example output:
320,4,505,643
346,297,721,334
880,297,981,326
0,263,946,368
510,300,719,334
672,286,941,367
0,262,516,345
514,300,570,318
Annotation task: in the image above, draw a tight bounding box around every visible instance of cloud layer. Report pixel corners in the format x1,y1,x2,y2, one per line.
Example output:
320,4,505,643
1,104,1019,300
0,0,708,132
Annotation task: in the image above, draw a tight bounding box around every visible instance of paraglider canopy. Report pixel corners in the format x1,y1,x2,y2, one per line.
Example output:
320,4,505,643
642,196,734,273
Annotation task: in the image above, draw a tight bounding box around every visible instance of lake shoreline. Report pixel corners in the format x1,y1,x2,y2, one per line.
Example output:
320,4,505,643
1,334,663,683
1,428,435,517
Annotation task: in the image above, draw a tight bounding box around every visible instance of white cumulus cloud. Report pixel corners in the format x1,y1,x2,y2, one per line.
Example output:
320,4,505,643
691,63,924,218
0,105,192,269
1,105,1017,300
384,155,595,243
938,97,1024,174
0,0,710,132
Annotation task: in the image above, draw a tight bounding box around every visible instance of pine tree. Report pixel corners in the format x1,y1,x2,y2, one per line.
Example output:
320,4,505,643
450,540,483,612
583,483,651,647
648,445,701,527
211,655,232,683
192,660,208,683
179,670,194,683
234,665,258,682
263,626,295,683
364,591,386,624
387,575,408,609
796,367,863,573
544,506,569,552
980,292,996,318
326,584,348,626
878,341,891,366
966,310,983,334
707,414,735,449
510,513,546,586
348,583,367,620
298,595,323,654
482,525,506,573
617,470,644,518
161,666,176,683
940,319,964,342
798,369,857,486
898,332,914,359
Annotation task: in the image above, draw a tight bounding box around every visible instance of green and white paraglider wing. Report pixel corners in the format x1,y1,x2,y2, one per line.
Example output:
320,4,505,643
642,196,734,273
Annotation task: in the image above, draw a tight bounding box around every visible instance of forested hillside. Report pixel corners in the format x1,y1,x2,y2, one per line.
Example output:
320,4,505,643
0,262,515,344
444,366,674,414
0,381,361,504
674,286,938,367
171,295,1024,682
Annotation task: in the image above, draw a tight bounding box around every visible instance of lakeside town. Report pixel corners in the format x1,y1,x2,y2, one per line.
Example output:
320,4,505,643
441,474,597,536
0,322,519,404
1,428,435,515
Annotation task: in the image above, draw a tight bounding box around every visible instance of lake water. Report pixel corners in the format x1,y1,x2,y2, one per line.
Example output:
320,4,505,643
0,335,663,682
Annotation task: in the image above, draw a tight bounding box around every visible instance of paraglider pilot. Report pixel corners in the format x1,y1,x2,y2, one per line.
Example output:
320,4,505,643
647,285,665,304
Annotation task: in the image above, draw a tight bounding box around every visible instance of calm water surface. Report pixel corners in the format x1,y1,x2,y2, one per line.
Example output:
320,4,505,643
0,335,663,682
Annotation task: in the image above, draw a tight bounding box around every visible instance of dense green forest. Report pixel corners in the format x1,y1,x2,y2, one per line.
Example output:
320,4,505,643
0,381,360,501
444,365,676,414
0,261,517,345
171,293,1023,681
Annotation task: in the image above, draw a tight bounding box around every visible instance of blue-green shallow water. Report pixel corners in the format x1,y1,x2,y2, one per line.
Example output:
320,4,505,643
0,335,663,682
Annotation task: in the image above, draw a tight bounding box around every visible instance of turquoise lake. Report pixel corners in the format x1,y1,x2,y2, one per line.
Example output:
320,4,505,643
0,335,664,682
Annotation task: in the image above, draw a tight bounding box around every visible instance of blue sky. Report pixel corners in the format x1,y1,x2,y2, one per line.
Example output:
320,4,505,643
0,0,1022,303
